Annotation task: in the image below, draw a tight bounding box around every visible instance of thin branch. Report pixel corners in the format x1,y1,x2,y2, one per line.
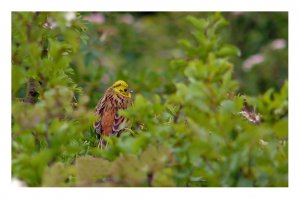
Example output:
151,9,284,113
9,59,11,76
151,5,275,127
174,105,183,123
23,78,39,104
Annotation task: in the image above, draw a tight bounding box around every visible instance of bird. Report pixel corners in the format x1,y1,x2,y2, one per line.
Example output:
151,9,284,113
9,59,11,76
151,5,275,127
94,80,133,148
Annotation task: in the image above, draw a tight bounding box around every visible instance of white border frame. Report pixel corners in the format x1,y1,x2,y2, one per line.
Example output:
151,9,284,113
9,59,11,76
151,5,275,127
1,1,299,198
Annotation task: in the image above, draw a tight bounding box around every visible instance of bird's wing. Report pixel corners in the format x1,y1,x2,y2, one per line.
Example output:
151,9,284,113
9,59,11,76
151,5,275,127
112,112,127,134
111,96,132,135
101,108,115,136
94,90,114,134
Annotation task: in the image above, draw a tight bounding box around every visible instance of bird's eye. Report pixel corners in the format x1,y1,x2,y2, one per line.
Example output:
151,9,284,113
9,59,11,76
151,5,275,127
124,89,128,92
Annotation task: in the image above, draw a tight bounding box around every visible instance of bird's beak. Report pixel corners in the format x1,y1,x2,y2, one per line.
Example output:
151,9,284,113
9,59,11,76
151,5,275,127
130,90,134,93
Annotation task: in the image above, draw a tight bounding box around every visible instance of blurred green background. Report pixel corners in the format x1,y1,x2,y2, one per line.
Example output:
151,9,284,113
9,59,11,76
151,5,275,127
77,12,288,103
12,12,288,187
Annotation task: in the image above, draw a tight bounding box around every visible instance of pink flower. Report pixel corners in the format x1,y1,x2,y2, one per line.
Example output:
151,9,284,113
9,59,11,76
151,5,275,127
65,12,76,27
271,39,286,50
65,12,76,22
84,13,105,24
120,14,134,24
43,18,57,29
243,54,265,71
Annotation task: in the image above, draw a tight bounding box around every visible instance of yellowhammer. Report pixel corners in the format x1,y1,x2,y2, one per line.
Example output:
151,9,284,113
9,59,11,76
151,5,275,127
94,80,133,148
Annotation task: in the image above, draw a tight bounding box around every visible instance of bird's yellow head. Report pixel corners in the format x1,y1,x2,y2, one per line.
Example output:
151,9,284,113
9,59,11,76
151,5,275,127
111,80,132,98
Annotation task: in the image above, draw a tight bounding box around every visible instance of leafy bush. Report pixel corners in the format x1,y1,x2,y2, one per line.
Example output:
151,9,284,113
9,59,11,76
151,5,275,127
12,12,288,187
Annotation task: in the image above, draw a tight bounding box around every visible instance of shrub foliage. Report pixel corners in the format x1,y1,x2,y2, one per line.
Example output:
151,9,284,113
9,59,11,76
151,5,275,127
12,12,288,187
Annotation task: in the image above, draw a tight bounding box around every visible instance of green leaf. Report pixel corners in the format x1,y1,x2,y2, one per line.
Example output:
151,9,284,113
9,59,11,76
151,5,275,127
217,44,241,57
186,16,206,30
42,162,75,186
76,156,111,184
12,65,27,95
273,118,288,138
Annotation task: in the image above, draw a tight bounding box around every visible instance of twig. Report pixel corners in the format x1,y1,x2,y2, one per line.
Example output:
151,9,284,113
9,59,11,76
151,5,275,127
147,172,154,187
174,105,183,123
23,78,39,104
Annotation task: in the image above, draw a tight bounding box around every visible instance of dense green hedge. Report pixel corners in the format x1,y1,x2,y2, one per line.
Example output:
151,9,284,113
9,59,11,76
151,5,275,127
12,12,288,187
